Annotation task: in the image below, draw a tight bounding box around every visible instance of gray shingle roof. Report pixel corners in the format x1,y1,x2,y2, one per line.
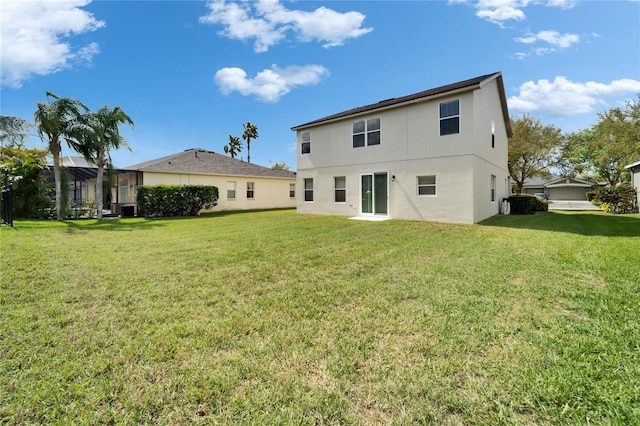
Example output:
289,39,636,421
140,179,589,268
291,72,512,137
125,148,296,179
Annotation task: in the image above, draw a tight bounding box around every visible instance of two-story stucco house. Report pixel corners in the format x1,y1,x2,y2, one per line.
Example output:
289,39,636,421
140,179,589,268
291,72,513,224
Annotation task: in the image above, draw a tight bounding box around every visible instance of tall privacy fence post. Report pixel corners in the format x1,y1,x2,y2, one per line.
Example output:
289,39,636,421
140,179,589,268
1,184,13,227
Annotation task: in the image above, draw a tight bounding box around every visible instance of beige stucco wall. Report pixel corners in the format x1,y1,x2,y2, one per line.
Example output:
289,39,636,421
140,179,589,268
295,80,509,224
142,171,296,212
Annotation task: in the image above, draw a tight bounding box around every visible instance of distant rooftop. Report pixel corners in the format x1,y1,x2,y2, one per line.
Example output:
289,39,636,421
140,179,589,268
126,148,296,179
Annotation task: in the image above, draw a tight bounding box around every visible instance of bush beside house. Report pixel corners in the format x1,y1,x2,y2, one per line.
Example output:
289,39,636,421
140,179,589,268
589,185,637,214
508,194,548,215
137,185,218,217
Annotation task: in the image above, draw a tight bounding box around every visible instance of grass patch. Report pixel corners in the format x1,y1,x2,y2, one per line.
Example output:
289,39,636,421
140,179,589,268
2,210,639,424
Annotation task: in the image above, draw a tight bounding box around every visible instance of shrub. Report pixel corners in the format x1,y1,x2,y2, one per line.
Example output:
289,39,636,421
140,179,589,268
508,194,536,214
137,185,219,217
533,195,548,212
591,185,637,214
586,190,597,201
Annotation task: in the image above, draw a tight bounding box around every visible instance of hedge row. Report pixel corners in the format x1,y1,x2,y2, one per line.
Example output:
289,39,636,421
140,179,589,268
136,185,218,217
508,194,548,214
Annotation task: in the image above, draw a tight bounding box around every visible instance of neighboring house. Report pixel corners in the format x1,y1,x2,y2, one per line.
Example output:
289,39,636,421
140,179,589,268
291,72,512,224
48,155,117,206
61,149,296,216
522,175,599,200
625,160,640,210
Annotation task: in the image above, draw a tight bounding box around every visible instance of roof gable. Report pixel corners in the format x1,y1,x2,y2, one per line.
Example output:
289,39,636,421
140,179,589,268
291,71,511,136
523,175,596,188
126,148,296,179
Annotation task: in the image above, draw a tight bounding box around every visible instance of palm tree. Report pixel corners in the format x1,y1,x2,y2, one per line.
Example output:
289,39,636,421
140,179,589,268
34,92,88,220
223,135,242,158
73,106,134,220
242,122,258,163
0,116,32,147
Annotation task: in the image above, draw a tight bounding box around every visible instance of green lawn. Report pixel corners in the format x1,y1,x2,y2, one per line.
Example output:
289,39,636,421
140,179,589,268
1,209,639,424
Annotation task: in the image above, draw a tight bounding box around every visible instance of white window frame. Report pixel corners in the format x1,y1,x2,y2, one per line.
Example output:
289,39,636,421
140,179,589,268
289,183,295,198
227,181,236,200
301,131,310,154
439,99,460,136
491,174,496,202
246,182,254,199
417,175,436,196
353,117,381,148
304,178,313,202
491,120,496,148
334,176,346,203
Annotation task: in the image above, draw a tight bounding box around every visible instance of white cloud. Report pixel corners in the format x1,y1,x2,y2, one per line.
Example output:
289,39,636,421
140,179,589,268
214,64,330,102
476,2,526,25
514,30,580,55
545,0,577,10
450,0,577,26
508,76,640,116
200,0,372,53
0,0,104,88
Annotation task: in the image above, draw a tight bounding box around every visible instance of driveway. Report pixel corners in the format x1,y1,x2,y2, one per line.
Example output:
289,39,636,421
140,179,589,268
547,200,600,211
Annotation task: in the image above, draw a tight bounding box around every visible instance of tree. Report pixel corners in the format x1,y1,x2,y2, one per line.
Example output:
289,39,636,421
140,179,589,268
508,113,564,193
72,106,134,220
0,116,32,147
587,96,640,185
0,145,50,217
223,135,242,158
242,122,258,163
269,161,290,170
557,128,599,180
34,92,88,220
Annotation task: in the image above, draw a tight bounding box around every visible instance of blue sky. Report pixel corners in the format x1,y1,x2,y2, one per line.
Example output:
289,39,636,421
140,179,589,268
1,0,639,169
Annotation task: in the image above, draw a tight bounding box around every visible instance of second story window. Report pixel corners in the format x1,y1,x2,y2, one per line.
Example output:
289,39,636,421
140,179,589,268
353,118,381,148
440,99,460,136
301,131,310,154
491,120,495,148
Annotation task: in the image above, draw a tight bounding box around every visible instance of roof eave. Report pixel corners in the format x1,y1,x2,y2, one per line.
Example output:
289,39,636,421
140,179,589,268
291,84,481,131
493,73,513,138
138,168,296,180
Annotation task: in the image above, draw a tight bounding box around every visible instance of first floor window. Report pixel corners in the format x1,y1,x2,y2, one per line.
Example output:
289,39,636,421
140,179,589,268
491,175,496,202
353,117,381,148
304,178,313,202
227,181,236,199
289,183,295,198
440,99,460,136
247,182,254,199
417,175,436,196
334,176,346,203
301,131,310,154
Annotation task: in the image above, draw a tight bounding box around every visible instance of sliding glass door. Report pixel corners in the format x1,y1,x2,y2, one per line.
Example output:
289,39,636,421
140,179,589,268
360,172,388,215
